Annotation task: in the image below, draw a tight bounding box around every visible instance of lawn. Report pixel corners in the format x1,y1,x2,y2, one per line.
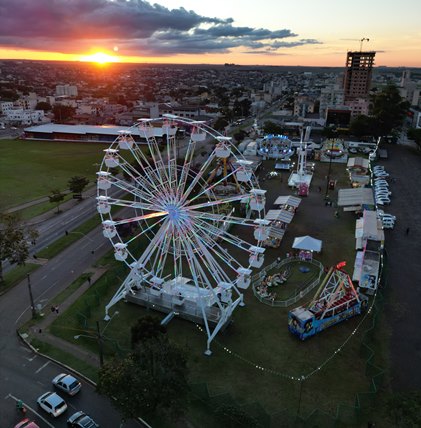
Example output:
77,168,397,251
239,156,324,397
44,157,382,426
0,138,105,211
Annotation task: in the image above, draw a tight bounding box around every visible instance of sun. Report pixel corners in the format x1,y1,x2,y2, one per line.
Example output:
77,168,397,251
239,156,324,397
80,52,118,64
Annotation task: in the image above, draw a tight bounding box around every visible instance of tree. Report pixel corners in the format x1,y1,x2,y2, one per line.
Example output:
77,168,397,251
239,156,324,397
233,130,248,143
232,98,251,118
262,121,285,135
321,126,338,139
35,101,52,112
387,391,421,427
68,176,89,197
131,315,167,349
97,336,189,420
407,128,421,149
215,404,260,428
370,84,410,136
0,213,38,284
213,117,229,132
53,104,76,123
49,189,65,213
349,115,377,138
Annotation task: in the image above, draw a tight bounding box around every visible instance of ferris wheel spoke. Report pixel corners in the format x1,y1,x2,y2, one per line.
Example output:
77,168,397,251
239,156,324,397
188,165,241,204
180,149,217,203
142,163,172,199
110,175,158,205
124,142,171,195
179,232,221,289
104,195,158,212
188,227,237,281
188,210,257,227
150,227,172,278
195,218,253,252
177,138,196,196
115,158,162,199
136,218,171,268
112,211,168,226
124,215,167,246
165,130,178,194
186,193,250,211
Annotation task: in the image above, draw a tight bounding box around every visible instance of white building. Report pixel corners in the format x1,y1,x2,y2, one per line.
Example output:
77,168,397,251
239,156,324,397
5,109,45,125
0,101,14,115
319,85,345,118
56,84,78,97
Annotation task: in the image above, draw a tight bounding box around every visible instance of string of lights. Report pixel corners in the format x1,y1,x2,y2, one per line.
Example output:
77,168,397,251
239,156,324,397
196,289,378,382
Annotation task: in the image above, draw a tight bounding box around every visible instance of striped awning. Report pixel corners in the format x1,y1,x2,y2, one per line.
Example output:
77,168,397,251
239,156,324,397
265,209,283,220
274,195,302,208
265,209,294,224
268,226,286,239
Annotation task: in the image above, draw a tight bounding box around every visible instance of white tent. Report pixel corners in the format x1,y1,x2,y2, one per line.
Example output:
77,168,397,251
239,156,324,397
292,235,322,252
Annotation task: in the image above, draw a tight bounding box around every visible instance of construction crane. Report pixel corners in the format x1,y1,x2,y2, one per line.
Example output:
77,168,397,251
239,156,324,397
360,37,370,51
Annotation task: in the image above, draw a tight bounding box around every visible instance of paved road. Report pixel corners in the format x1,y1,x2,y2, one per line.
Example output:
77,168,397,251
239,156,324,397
0,220,139,427
381,143,421,390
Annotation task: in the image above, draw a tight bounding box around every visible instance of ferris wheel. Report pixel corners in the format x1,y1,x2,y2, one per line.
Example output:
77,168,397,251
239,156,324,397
97,115,268,354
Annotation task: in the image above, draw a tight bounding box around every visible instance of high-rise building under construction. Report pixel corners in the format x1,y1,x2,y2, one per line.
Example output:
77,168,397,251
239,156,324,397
343,51,376,101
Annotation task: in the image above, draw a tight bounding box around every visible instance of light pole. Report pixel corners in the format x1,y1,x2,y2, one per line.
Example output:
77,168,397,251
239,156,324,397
26,274,37,318
74,311,119,367
324,133,336,200
295,376,305,422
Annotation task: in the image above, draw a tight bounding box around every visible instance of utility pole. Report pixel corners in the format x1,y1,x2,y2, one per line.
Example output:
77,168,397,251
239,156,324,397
96,321,104,367
26,274,37,319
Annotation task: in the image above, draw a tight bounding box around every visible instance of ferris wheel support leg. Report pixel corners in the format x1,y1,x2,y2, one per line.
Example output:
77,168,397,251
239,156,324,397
239,294,245,307
204,346,212,357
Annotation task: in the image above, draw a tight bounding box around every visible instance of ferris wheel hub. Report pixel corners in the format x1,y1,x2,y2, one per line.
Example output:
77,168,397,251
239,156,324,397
166,203,181,222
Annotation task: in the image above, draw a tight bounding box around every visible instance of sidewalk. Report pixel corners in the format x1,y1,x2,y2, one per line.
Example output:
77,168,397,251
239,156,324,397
6,185,97,225
27,267,108,368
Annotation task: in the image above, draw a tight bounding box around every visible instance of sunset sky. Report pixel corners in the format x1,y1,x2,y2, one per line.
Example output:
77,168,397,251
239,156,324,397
0,0,420,67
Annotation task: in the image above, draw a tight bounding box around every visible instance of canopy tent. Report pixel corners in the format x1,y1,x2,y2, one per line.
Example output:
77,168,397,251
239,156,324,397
292,235,322,252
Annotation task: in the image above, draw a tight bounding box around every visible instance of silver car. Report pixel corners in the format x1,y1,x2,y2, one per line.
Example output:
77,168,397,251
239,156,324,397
52,373,82,396
37,392,67,417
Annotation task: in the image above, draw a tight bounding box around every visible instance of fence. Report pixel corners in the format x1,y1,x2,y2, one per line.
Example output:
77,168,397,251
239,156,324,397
251,257,324,307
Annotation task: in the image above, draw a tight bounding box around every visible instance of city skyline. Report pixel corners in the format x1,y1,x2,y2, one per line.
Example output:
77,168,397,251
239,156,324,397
0,0,420,67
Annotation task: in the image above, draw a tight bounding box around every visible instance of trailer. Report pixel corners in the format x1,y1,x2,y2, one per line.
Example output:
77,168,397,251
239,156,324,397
288,263,368,340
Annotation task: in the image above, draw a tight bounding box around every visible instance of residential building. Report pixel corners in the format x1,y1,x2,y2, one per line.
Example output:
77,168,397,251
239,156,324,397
56,84,78,97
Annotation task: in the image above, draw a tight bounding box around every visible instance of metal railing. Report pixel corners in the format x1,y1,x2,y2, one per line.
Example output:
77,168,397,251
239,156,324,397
251,257,324,308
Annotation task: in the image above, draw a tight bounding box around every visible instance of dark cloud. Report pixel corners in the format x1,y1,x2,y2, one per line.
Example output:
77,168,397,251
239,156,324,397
0,0,321,57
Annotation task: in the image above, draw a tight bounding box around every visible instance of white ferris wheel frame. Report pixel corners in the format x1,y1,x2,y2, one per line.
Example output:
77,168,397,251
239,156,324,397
97,114,267,354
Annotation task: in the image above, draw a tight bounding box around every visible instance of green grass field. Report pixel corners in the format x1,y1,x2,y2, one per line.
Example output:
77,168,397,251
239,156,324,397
21,154,385,426
0,138,105,211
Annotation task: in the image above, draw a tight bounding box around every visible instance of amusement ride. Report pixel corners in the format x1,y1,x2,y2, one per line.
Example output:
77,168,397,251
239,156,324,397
96,115,267,354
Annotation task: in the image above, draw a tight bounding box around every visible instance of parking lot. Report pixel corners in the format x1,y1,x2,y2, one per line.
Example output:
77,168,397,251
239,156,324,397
378,143,421,390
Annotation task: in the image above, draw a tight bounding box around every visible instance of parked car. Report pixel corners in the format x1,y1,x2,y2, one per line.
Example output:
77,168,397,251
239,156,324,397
382,218,395,229
374,177,388,183
374,172,389,178
52,373,82,396
14,419,40,428
375,187,391,193
377,209,396,219
67,411,99,428
376,197,391,205
37,392,67,417
373,166,385,171
376,191,392,198
374,185,389,190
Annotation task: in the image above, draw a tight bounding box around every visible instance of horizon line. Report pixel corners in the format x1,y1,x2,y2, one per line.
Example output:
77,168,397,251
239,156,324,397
0,58,420,69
